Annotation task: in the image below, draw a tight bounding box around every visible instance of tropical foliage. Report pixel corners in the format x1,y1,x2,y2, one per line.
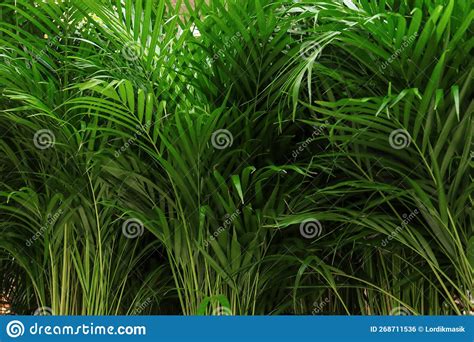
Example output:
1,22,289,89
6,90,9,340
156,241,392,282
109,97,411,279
0,0,472,315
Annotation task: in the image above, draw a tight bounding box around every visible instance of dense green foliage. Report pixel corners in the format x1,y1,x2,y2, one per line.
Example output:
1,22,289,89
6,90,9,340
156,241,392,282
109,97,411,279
0,0,472,315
